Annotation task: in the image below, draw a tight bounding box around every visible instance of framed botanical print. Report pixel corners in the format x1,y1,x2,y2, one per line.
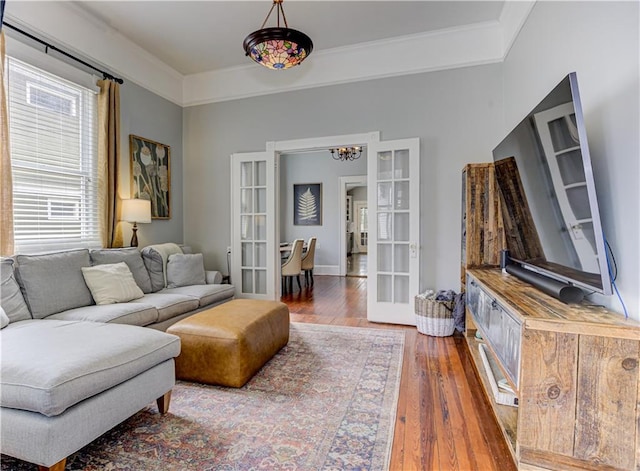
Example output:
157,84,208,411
293,183,322,226
129,135,171,219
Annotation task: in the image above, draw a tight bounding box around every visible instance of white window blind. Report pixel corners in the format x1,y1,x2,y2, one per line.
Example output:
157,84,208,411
6,56,100,253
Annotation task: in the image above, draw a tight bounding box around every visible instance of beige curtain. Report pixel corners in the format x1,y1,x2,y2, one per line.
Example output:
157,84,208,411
0,31,14,256
97,79,123,248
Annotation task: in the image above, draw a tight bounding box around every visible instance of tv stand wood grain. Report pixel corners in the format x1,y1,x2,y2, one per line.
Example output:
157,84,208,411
465,268,640,471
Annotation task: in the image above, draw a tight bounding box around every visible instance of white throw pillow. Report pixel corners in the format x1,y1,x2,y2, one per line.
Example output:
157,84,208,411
81,262,145,305
0,306,9,329
167,253,206,288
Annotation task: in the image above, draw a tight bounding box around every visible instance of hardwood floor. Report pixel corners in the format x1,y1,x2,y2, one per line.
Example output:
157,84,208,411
347,253,368,277
281,275,516,471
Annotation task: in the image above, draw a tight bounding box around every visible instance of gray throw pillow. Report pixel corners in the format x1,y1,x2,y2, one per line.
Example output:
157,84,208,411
1,258,32,323
15,249,94,319
167,253,206,288
90,247,153,293
141,243,183,291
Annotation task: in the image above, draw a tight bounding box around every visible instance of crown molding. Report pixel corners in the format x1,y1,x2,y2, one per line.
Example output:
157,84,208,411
5,1,535,107
183,21,505,106
499,0,537,57
4,2,184,105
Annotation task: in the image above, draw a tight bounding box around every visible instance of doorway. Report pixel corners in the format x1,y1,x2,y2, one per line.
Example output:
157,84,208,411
340,175,367,277
347,189,368,277
231,132,421,325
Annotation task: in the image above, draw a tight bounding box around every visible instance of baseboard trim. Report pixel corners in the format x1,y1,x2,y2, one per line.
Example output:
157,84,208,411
314,265,340,276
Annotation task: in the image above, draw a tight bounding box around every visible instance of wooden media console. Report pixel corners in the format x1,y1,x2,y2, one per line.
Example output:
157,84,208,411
465,268,640,470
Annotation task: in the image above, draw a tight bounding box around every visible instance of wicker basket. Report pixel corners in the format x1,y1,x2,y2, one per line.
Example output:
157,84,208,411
414,296,455,337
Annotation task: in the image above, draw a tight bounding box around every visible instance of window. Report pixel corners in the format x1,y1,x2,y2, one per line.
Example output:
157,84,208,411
5,57,99,253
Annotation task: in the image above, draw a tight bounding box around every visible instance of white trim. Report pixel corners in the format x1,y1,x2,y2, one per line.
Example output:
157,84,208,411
499,0,537,58
5,4,183,105
182,22,504,106
6,2,535,107
314,265,340,276
6,0,535,107
271,132,380,153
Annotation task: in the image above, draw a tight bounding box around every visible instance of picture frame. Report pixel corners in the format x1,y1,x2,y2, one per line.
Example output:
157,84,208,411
129,135,171,219
294,183,322,226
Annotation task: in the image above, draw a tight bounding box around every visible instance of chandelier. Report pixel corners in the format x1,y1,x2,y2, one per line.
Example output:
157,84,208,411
243,0,313,70
330,147,362,162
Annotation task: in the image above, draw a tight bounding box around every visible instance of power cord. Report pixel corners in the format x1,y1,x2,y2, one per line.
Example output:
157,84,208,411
604,236,628,318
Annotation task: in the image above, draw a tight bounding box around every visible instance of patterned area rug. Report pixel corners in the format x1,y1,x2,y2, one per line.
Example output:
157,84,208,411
2,323,405,470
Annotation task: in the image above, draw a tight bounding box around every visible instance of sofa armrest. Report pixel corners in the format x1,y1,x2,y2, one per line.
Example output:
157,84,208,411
205,270,223,284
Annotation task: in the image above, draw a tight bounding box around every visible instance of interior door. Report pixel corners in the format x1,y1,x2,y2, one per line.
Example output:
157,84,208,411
367,138,420,324
230,151,278,300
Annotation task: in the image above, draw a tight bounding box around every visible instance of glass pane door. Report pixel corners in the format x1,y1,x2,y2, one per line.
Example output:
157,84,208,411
368,138,420,324
231,152,276,299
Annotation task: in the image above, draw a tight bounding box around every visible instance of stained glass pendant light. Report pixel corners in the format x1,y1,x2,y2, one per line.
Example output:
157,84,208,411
243,0,313,70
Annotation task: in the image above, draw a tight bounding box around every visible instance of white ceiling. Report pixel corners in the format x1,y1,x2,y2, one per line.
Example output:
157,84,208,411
73,1,505,75
5,1,534,105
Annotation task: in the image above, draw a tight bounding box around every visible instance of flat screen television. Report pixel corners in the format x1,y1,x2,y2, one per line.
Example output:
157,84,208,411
492,72,612,300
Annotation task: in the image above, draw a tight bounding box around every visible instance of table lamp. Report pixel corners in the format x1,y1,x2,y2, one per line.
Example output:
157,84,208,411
121,199,151,247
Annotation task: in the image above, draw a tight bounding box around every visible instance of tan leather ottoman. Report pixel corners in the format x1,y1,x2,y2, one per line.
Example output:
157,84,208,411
167,299,290,387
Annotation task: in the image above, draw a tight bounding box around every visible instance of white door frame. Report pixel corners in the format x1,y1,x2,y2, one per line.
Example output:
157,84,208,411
231,132,420,321
261,133,379,296
339,175,367,276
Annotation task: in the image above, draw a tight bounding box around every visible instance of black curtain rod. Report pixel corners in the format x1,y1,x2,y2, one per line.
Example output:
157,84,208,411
2,21,124,84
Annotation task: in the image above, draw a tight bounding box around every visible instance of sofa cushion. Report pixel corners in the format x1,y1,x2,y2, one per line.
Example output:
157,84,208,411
131,293,199,323
0,320,180,417
162,284,236,308
0,258,31,323
46,302,159,326
15,249,93,319
167,253,206,288
90,247,153,293
81,262,145,305
141,243,183,292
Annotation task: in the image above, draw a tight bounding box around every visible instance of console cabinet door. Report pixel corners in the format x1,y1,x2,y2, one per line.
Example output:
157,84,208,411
519,330,639,470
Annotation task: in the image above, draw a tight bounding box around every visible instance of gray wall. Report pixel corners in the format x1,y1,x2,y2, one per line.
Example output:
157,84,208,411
279,151,368,268
119,81,183,248
183,64,503,290
502,1,639,318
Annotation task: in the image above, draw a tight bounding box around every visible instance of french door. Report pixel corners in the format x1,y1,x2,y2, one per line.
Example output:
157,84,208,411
367,138,420,325
230,151,278,299
229,133,420,319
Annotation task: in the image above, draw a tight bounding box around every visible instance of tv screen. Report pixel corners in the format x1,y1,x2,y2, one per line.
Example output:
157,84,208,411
492,72,612,295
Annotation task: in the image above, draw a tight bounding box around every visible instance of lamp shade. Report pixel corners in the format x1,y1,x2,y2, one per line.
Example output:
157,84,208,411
121,199,151,223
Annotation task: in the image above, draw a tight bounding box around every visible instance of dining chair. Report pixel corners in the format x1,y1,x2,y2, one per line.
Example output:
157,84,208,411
281,239,304,294
301,237,317,287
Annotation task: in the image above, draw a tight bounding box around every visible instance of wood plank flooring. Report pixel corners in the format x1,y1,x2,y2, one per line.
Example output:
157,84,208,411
281,275,516,471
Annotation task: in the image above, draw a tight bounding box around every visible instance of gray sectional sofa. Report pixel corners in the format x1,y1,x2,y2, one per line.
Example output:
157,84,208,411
0,243,235,470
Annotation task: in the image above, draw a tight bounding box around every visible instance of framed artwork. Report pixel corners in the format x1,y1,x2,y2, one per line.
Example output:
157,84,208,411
129,135,171,219
294,183,322,226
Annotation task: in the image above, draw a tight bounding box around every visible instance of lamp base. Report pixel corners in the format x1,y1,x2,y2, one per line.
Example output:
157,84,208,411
130,223,139,248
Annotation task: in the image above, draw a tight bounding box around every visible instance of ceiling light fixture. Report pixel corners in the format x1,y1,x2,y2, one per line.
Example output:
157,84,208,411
330,147,362,162
243,0,313,70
